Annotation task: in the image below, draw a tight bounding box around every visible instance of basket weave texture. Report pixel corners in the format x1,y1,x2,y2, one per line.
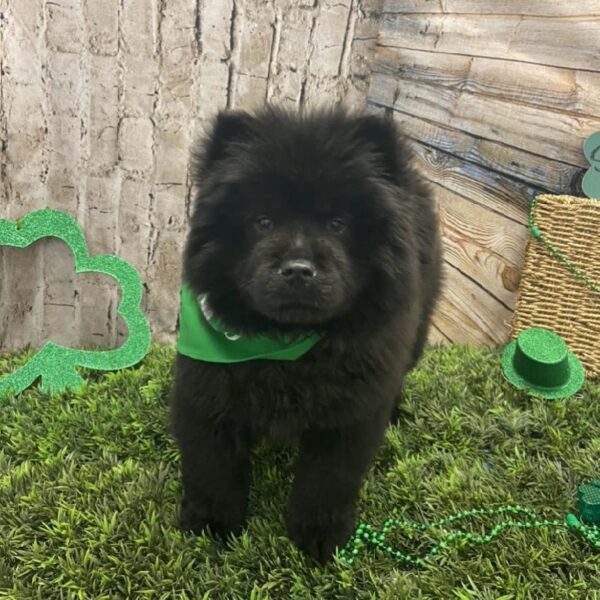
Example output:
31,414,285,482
511,194,600,378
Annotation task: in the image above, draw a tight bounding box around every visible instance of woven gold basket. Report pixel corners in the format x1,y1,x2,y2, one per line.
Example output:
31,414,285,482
511,194,600,378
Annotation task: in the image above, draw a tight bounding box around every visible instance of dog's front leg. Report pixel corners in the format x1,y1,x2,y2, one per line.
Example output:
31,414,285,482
286,410,389,563
175,417,252,541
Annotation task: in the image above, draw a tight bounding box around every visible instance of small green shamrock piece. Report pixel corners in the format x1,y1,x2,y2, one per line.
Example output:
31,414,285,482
0,209,152,397
582,131,600,200
577,480,600,524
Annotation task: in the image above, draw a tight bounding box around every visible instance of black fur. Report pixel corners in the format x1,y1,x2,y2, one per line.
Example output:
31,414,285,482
171,107,442,563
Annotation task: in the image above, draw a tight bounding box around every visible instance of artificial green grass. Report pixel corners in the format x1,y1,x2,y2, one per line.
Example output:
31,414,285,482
1,345,599,599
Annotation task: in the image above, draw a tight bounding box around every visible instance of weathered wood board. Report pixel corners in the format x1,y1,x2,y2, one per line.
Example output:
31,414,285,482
370,1,600,345
378,13,600,72
382,1,600,17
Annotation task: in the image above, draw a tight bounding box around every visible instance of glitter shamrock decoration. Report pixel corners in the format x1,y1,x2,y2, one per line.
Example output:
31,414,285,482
582,131,600,200
0,209,151,397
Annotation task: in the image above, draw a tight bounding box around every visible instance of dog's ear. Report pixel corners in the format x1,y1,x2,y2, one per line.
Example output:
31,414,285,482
200,110,254,167
355,114,407,180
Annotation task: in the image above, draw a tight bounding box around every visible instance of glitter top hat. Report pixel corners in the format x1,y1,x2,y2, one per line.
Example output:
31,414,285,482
502,327,585,400
578,480,600,524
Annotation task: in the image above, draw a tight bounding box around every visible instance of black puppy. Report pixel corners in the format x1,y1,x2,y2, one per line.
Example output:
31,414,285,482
171,107,442,563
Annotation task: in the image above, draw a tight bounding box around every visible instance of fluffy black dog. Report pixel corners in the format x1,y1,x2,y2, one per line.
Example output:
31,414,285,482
171,107,442,563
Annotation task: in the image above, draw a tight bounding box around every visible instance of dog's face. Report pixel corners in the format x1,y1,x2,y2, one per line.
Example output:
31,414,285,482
247,202,365,327
230,170,375,326
185,109,414,333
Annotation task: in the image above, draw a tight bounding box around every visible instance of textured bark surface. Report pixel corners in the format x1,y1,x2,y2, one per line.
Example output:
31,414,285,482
0,0,380,351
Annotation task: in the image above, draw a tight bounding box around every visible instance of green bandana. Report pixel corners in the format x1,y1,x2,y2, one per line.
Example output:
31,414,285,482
176,283,321,363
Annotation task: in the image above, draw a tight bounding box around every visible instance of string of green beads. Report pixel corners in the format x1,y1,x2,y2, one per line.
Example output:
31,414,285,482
338,506,600,566
528,196,600,297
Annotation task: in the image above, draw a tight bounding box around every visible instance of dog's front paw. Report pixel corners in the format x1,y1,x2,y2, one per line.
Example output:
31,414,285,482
180,496,246,540
286,509,355,564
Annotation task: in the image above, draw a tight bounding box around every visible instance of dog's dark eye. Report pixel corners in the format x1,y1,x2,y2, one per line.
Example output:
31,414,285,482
255,216,274,232
327,218,346,234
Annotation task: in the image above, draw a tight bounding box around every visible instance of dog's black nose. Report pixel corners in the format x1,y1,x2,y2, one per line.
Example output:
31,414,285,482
279,260,317,280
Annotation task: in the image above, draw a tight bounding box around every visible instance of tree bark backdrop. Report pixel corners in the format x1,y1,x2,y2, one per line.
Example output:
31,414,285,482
0,0,380,351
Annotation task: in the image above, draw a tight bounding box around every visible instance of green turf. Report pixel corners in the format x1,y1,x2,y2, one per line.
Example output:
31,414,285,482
1,345,599,599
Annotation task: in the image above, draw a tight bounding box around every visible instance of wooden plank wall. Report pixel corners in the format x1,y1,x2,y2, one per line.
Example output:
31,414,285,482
368,0,600,345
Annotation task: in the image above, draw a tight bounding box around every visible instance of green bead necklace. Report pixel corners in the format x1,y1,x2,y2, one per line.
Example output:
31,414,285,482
529,195,600,297
339,506,600,566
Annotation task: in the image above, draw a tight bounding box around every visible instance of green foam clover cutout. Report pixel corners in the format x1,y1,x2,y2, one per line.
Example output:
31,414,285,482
582,131,600,200
577,480,600,524
0,209,152,397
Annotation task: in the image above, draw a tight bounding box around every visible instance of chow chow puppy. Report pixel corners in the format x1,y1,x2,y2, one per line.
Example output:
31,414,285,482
171,107,442,563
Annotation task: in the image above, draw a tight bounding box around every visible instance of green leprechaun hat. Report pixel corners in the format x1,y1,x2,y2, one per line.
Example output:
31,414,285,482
502,327,585,400
577,480,600,524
